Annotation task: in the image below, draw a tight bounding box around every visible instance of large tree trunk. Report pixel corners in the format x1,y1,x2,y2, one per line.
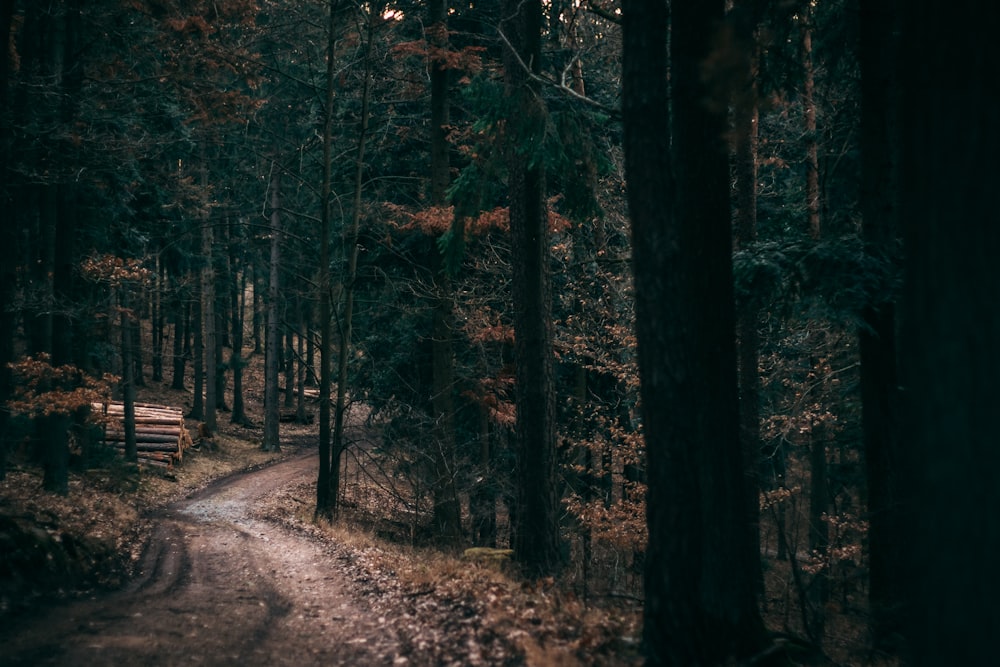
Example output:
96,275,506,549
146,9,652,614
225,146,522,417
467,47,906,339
503,0,561,578
622,0,769,663
859,0,903,651
898,5,1000,665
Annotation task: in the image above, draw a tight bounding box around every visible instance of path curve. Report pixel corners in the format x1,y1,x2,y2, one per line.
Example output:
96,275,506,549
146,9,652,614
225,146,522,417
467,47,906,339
0,453,404,666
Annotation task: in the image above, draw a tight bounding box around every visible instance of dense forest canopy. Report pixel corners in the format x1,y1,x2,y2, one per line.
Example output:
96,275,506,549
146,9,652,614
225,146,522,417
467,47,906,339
2,0,996,664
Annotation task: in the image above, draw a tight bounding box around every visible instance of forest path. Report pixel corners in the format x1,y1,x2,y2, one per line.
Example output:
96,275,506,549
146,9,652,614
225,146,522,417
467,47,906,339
0,452,406,666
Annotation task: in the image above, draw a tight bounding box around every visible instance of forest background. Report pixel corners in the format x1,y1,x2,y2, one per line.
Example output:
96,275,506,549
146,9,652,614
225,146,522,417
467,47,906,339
1,0,996,665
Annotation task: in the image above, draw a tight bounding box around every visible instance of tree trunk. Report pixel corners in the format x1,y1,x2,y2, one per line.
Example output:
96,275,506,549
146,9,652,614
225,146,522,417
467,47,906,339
801,6,828,641
151,255,163,382
470,403,497,546
730,0,764,601
284,321,295,409
130,314,145,387
263,162,282,452
503,0,561,577
859,0,904,650
316,0,340,519
170,284,187,390
202,162,217,435
215,226,230,412
296,303,307,423
801,9,821,241
0,0,15,479
230,240,251,426
622,0,769,663
189,277,204,421
252,260,263,354
331,6,374,514
120,293,138,463
427,0,462,542
808,419,829,640
898,5,1000,665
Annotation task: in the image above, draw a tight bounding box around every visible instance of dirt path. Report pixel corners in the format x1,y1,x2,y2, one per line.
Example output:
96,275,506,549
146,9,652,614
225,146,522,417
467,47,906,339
0,453,406,666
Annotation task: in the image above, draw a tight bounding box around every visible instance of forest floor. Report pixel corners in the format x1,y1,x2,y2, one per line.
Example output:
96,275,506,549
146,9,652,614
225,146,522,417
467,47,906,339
0,361,894,666
0,386,640,666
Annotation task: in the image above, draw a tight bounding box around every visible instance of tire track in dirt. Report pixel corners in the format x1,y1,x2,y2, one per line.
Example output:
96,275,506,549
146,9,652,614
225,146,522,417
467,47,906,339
0,452,404,666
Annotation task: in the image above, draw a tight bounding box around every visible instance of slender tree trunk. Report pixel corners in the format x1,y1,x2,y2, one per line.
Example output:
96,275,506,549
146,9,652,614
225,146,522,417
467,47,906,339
427,0,462,542
296,302,307,423
316,0,341,519
305,319,315,387
202,163,217,435
252,261,263,354
802,10,821,241
215,223,230,412
331,7,374,514
171,284,187,390
470,403,496,546
130,315,145,387
189,277,204,421
801,6,828,641
284,321,295,409
151,255,163,382
230,225,251,426
120,292,138,463
215,308,228,411
263,162,282,452
622,0,769,663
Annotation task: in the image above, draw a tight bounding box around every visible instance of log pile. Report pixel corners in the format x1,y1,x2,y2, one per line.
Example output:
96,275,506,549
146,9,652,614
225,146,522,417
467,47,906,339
94,401,192,469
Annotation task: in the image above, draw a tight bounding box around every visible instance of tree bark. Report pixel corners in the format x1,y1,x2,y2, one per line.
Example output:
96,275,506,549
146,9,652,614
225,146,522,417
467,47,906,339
503,0,561,578
800,6,828,641
622,0,769,662
170,283,187,390
263,161,282,452
331,5,373,515
316,0,340,519
427,0,462,542
120,293,138,463
859,0,903,651
898,4,1000,664
202,159,217,435
801,9,821,241
151,256,164,382
189,277,204,421
730,0,764,601
230,243,251,425
0,0,15,478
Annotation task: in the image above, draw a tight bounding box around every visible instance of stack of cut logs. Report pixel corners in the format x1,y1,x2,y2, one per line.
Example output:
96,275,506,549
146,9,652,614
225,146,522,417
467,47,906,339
95,401,192,469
